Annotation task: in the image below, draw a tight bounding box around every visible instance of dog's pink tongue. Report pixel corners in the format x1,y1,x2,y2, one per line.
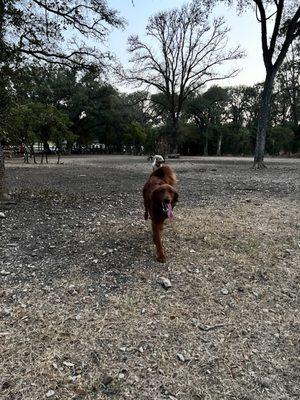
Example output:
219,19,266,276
167,203,174,220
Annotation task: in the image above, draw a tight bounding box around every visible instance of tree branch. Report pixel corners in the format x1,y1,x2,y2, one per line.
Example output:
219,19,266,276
253,0,272,69
269,0,284,58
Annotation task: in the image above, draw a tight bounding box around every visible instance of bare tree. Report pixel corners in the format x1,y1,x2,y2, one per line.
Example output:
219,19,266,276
121,0,243,150
1,0,124,69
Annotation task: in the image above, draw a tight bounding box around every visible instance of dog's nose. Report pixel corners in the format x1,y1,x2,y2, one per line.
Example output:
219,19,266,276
164,198,170,204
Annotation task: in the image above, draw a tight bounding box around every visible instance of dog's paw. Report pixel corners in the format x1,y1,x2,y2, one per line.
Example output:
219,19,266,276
156,254,166,263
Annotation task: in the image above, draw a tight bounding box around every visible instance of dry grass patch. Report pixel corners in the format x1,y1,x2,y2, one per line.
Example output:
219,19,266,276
1,200,299,400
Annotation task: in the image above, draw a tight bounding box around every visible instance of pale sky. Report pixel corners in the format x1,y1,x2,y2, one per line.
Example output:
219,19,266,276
106,0,266,90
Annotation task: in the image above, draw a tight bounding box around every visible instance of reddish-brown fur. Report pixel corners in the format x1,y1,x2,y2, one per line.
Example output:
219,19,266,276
143,165,178,262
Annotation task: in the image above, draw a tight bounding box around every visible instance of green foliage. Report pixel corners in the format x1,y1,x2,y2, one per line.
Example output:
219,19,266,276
144,127,161,154
124,122,146,146
150,93,175,125
0,1,124,146
185,86,229,155
4,102,75,148
2,62,298,156
267,126,294,155
178,124,202,155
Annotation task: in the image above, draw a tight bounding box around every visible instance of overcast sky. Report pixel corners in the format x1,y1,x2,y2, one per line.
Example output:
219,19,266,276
106,0,266,89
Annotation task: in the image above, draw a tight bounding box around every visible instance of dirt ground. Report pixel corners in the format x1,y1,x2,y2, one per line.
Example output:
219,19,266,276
0,155,299,400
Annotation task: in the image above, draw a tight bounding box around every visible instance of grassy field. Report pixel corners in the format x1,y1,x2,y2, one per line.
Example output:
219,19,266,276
1,155,299,399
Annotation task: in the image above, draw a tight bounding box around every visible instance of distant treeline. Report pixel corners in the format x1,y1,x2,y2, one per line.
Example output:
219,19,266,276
2,64,299,157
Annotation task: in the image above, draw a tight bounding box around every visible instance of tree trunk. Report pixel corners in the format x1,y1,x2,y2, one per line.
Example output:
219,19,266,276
216,133,223,156
30,144,37,163
170,116,179,153
204,132,208,156
253,73,275,169
0,142,4,199
41,141,49,164
0,2,6,199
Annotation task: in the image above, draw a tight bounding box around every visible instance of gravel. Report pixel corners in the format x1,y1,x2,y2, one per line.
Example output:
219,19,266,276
0,155,299,400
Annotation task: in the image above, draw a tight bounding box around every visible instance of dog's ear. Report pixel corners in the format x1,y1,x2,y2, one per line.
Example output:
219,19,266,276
172,190,178,206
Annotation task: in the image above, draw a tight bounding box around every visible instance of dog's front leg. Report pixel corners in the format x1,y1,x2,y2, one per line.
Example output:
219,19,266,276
144,208,149,220
152,221,166,263
143,194,149,220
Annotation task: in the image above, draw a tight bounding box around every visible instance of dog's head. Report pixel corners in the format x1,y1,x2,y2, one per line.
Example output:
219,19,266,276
152,155,165,170
151,184,178,219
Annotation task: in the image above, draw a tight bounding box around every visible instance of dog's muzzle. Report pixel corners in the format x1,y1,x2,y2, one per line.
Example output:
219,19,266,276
162,199,174,220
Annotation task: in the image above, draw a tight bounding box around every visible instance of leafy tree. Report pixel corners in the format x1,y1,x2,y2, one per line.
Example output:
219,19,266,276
272,40,300,150
226,85,261,152
124,121,146,153
226,86,260,129
121,91,152,127
4,104,38,149
5,102,74,155
186,86,228,155
10,69,151,154
0,0,124,197
221,125,252,155
178,124,202,155
73,74,124,149
28,67,78,109
150,93,174,127
267,125,294,154
144,127,161,154
71,75,152,152
0,135,4,197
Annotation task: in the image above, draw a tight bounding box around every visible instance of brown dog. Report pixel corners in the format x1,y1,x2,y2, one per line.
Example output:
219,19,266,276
143,165,178,262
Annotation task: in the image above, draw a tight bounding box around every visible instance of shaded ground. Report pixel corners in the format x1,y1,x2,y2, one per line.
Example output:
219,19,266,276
0,155,299,400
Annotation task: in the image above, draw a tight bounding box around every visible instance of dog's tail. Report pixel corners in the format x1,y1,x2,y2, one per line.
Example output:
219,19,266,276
150,165,177,185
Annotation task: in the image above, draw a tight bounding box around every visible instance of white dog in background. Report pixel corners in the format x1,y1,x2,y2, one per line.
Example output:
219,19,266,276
151,155,165,170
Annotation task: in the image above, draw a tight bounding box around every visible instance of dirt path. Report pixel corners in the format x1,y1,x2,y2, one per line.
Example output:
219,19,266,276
1,156,299,399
